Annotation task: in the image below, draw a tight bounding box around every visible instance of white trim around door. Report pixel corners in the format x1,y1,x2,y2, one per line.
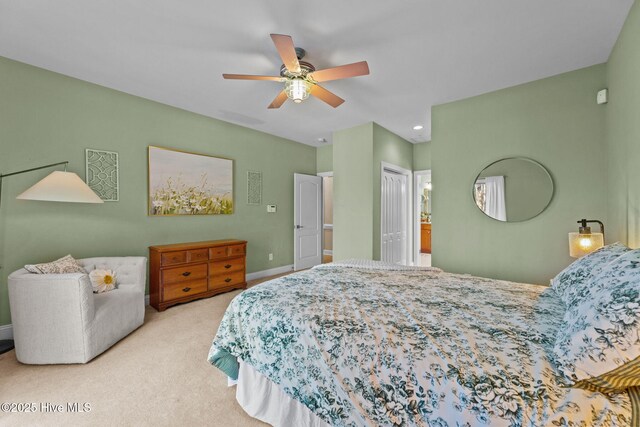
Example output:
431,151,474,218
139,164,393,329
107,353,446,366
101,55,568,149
414,170,431,266
318,172,333,263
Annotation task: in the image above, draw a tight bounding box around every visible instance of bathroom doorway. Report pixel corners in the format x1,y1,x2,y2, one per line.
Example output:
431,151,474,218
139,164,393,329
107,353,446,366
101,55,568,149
318,172,333,263
413,170,432,267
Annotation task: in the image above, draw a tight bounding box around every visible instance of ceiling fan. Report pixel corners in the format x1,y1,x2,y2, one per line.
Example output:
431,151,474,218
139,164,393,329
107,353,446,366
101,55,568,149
223,34,370,109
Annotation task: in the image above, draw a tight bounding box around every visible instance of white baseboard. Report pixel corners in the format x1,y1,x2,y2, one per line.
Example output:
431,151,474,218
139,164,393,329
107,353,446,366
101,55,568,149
145,295,150,306
246,264,294,282
0,323,13,340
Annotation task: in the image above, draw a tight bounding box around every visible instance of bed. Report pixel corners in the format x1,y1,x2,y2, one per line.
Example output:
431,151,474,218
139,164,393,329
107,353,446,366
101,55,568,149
208,260,635,426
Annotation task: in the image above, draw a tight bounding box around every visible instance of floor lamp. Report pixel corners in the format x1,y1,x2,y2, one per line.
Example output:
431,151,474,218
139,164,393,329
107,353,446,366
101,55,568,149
0,161,103,354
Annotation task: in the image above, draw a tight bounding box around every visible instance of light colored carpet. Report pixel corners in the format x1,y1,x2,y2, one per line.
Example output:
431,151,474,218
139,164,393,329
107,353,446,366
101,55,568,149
0,274,291,427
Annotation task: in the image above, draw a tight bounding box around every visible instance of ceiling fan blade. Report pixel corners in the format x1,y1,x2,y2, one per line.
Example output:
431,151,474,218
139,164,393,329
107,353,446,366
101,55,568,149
309,61,370,82
223,74,282,81
268,90,289,109
270,34,301,73
310,85,345,108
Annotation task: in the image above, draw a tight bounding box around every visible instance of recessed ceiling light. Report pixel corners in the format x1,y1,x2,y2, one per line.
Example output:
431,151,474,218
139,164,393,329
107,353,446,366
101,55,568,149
413,125,423,130
317,137,327,143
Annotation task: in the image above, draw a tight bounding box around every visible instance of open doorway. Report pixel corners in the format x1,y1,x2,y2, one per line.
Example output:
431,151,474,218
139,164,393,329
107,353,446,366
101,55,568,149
318,172,333,263
414,170,432,267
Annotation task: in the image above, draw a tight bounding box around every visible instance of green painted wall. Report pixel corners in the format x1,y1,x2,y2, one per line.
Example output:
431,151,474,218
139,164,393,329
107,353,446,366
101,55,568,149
316,144,333,173
332,123,374,260
432,64,608,285
0,57,316,326
413,142,432,171
372,123,413,260
606,0,640,248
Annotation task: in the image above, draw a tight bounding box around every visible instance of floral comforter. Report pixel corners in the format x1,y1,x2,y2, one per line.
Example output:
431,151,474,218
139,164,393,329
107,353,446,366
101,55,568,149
208,264,632,426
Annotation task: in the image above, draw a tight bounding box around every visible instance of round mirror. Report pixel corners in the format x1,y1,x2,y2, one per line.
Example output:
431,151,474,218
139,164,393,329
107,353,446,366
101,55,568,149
472,157,553,222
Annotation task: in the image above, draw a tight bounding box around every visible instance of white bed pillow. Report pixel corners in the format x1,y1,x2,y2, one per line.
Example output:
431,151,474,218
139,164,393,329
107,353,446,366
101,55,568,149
553,248,640,393
551,242,630,306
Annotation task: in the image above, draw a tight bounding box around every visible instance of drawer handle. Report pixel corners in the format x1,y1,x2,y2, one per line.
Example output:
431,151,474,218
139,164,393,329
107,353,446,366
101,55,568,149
224,278,232,283
182,271,191,277
182,287,191,292
224,264,232,269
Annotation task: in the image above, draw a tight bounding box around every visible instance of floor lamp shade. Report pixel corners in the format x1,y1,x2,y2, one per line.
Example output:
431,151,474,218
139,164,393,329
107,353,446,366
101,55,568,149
16,171,104,203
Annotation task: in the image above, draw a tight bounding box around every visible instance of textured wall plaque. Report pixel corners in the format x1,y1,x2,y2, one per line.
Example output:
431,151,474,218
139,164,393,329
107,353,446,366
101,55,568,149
86,149,119,201
247,171,262,205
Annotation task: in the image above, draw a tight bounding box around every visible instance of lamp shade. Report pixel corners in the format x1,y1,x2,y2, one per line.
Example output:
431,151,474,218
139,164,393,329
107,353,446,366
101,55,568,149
568,232,604,258
16,171,104,204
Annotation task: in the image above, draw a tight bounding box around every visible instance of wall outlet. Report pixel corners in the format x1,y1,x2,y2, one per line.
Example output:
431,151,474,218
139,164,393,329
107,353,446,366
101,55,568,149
597,88,608,105
268,253,273,261
267,205,277,213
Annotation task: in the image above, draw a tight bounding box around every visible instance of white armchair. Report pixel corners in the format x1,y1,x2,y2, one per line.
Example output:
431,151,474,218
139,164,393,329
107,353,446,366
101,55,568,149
7,257,147,364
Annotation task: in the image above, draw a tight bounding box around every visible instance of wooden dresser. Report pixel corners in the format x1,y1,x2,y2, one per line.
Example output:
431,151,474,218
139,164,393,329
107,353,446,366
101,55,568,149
149,239,247,311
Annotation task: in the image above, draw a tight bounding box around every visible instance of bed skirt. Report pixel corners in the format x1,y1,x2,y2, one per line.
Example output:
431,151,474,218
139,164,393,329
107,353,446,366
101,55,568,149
236,360,330,427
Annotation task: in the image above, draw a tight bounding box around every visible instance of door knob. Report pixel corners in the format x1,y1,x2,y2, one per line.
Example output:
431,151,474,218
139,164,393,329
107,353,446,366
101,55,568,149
295,225,303,229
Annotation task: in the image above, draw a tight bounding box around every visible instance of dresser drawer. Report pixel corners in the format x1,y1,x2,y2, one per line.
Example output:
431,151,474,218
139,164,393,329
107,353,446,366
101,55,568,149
163,279,208,301
228,244,245,257
209,246,229,260
188,249,209,263
162,263,208,285
209,270,245,290
210,257,245,274
161,251,187,266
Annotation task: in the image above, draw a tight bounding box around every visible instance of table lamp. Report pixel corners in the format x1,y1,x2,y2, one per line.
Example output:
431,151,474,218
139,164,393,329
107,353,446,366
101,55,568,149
569,218,605,258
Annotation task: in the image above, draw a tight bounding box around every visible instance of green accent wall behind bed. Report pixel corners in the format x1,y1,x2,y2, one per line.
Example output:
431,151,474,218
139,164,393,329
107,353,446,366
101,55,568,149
0,56,316,326
606,0,640,248
431,64,608,285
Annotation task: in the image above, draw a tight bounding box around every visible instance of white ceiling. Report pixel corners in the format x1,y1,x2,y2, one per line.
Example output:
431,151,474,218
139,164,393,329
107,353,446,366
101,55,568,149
0,0,633,146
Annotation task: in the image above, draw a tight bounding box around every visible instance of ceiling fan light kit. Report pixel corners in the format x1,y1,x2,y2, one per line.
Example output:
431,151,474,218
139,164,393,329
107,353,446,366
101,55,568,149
223,34,369,109
285,79,312,104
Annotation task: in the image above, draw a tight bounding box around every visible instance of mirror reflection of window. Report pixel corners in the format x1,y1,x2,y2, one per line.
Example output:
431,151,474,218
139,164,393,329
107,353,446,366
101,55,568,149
472,158,553,223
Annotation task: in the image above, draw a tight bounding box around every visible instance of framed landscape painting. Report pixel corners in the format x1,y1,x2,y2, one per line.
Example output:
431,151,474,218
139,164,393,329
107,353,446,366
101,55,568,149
148,146,233,216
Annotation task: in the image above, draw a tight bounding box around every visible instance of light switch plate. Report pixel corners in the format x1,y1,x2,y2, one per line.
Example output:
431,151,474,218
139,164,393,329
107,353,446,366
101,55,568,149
267,205,277,213
597,88,608,105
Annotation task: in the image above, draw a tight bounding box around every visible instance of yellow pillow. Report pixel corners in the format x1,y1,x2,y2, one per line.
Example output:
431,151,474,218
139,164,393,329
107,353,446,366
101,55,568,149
89,269,117,293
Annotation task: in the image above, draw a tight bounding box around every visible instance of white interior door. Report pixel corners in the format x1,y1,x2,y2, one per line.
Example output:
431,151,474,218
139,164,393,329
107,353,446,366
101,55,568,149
294,173,322,270
381,169,408,264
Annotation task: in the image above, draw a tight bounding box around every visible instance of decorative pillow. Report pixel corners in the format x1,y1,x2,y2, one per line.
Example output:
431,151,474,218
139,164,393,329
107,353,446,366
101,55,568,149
24,255,86,275
551,242,630,305
89,269,117,293
553,248,640,393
